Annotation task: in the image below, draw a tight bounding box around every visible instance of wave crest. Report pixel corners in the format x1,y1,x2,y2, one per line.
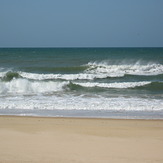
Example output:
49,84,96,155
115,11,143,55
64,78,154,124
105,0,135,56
1,78,161,96
73,81,151,89
0,78,69,95
85,61,163,76
1,71,21,81
1,60,162,81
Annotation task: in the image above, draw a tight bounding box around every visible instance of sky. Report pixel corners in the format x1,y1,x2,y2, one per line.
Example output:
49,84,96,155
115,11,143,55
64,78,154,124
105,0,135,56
0,0,163,47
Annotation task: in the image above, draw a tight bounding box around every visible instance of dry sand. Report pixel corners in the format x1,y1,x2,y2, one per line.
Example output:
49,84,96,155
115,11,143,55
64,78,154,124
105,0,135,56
0,116,163,163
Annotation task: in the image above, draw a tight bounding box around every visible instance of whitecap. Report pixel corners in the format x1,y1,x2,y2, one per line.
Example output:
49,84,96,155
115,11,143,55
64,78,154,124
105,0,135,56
74,81,151,89
85,61,163,76
0,78,69,95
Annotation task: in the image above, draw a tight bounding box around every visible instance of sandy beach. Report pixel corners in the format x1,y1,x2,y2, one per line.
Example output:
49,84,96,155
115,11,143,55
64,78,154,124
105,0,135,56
0,116,163,163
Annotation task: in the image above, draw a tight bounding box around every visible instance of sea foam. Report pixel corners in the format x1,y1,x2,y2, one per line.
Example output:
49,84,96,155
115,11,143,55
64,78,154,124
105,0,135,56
1,61,162,82
74,81,151,89
18,62,163,81
85,61,163,76
0,78,68,95
0,95,163,111
0,77,154,96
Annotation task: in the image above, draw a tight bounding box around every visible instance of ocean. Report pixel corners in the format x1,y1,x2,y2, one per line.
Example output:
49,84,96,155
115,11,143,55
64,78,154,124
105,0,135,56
0,48,163,119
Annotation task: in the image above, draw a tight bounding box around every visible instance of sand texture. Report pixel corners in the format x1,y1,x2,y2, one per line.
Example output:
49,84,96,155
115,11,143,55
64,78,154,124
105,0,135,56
0,116,163,163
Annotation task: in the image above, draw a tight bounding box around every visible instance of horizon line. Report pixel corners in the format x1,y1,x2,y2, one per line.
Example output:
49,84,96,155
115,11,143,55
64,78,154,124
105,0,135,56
0,46,163,49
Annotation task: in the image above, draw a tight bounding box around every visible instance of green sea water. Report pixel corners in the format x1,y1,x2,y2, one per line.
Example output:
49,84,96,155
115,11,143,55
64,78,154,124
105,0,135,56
0,48,163,118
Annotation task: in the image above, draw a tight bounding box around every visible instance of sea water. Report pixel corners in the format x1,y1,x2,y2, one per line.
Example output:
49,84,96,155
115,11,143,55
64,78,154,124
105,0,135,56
0,48,163,119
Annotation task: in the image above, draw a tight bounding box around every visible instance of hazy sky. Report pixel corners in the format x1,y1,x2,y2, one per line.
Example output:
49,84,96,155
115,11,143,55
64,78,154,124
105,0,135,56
0,0,163,47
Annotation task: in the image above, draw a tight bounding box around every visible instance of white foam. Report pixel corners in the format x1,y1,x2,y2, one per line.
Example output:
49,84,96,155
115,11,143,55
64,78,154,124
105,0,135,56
0,95,162,111
19,71,109,80
74,81,151,88
0,71,7,78
18,62,163,81
0,78,69,95
85,61,163,76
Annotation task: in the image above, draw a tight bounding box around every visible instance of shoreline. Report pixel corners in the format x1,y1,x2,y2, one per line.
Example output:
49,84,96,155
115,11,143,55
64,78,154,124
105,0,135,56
0,115,163,163
1,108,163,120
1,114,163,120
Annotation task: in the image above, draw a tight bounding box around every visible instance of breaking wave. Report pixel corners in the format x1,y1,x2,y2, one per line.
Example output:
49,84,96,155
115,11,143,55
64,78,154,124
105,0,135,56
73,81,151,89
0,78,162,96
0,78,69,95
1,71,21,81
85,61,163,76
19,62,163,80
0,61,162,81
